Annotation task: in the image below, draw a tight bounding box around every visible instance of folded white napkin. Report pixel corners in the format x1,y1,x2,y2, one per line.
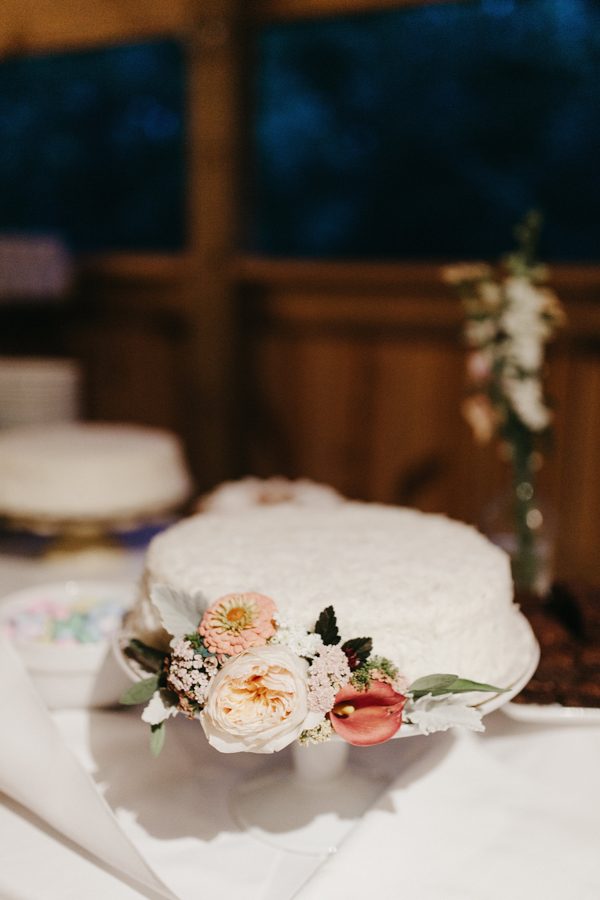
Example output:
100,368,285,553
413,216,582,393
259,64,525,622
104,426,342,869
0,630,322,899
0,632,175,899
296,718,600,900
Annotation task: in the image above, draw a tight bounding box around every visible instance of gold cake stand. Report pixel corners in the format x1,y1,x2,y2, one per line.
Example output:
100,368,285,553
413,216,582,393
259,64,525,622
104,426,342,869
0,503,185,559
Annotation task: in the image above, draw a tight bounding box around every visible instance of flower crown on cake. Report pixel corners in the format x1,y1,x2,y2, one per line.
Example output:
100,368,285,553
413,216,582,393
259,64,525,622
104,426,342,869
121,588,504,755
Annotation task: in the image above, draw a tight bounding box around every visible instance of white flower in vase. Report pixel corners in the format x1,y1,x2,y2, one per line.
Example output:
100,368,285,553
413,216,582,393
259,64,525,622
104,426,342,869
503,376,552,432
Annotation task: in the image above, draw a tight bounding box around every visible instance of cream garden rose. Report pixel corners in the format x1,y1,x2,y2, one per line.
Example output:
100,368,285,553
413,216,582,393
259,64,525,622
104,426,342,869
200,644,321,753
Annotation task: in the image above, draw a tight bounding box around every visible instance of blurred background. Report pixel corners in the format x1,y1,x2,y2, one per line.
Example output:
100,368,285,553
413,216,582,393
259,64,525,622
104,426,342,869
0,0,598,583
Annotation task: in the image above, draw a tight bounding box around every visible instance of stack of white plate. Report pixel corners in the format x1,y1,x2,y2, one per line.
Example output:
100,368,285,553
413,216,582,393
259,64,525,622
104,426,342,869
0,357,81,428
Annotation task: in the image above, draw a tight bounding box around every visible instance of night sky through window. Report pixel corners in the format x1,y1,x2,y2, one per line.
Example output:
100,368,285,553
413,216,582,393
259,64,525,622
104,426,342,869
0,3,598,260
252,0,600,261
0,40,185,251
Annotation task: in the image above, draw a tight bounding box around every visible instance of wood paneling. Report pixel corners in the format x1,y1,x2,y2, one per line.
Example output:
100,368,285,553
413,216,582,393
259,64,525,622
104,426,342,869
240,258,600,585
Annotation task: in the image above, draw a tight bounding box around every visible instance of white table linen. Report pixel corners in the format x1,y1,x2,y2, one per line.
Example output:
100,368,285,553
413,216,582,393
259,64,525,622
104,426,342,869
297,717,600,900
1,539,599,900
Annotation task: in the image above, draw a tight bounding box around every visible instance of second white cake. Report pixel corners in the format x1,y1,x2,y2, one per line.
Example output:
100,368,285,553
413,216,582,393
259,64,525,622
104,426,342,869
0,422,192,524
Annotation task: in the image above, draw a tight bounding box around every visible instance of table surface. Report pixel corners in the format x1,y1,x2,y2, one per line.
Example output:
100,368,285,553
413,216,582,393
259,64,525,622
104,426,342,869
1,532,599,900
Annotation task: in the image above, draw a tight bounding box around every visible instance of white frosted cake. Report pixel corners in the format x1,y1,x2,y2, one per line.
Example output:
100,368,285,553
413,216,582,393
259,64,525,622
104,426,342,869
129,502,530,688
0,422,192,524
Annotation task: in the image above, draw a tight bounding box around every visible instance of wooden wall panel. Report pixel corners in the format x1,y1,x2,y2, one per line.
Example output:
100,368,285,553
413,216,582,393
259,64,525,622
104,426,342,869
368,339,463,509
554,353,600,583
68,315,185,431
240,263,600,585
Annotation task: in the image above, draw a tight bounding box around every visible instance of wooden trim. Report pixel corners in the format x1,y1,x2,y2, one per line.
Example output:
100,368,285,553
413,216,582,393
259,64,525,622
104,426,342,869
77,253,600,340
235,256,452,289
181,0,242,486
235,256,600,338
0,0,192,58
79,253,190,283
252,0,463,23
235,255,600,291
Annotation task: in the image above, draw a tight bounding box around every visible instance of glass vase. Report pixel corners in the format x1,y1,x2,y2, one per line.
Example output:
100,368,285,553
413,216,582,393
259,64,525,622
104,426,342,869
480,463,555,599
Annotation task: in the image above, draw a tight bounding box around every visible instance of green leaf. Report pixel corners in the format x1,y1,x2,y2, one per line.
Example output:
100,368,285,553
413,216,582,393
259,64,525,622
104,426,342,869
124,639,166,674
408,673,505,700
120,675,160,706
314,606,340,645
150,722,166,756
341,636,373,669
185,633,213,658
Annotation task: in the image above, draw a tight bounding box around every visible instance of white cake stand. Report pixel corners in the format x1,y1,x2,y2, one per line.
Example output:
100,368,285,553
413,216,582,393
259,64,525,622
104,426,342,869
230,613,540,856
115,613,539,858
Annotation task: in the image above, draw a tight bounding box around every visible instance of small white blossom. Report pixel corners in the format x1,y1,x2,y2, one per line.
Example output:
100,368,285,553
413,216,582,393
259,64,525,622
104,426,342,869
307,645,352,713
270,619,324,658
465,318,498,348
298,719,334,745
167,638,217,707
141,690,178,726
442,263,492,284
477,280,502,308
506,334,543,372
503,376,551,431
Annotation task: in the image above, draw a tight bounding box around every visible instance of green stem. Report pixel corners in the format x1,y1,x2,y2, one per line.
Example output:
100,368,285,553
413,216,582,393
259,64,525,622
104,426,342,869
508,422,539,593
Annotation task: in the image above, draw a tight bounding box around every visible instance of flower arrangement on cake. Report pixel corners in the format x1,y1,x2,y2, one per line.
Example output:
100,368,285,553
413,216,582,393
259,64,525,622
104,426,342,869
443,211,565,594
121,587,503,755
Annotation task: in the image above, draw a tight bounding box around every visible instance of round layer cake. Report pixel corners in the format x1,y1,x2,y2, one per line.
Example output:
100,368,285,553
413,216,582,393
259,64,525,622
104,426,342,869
130,502,530,688
0,422,192,524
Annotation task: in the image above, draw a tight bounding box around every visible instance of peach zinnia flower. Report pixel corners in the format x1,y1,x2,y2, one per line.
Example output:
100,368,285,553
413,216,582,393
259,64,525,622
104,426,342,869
199,592,276,655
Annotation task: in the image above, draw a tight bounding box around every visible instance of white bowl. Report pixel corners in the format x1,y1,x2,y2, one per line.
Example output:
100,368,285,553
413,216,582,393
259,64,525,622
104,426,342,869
0,579,136,709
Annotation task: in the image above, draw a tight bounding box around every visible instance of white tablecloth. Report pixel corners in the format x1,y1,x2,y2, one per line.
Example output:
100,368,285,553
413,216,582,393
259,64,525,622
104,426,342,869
1,538,599,900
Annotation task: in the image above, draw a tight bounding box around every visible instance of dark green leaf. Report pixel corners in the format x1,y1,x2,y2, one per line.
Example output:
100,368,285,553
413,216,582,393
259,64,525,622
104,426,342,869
120,675,160,706
124,639,166,674
341,637,373,669
314,606,340,645
150,722,166,756
408,673,505,700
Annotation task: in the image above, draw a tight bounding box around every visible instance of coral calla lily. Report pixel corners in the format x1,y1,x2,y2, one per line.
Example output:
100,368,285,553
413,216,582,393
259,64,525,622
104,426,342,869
328,680,406,746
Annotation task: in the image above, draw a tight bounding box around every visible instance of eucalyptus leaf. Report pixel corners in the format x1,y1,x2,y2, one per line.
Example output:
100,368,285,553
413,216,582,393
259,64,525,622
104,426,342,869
408,673,505,700
120,675,160,706
150,722,166,757
408,674,458,694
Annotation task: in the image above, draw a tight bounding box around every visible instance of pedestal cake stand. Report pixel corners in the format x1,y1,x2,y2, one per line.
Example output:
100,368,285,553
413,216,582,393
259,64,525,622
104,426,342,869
116,612,539,858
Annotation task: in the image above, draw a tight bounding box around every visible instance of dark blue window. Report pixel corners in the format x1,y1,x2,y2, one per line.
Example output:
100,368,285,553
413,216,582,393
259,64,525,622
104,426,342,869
251,0,600,261
0,40,185,251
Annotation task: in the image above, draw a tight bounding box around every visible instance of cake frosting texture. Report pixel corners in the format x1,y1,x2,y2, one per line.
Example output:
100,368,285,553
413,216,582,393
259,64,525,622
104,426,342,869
133,502,529,687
